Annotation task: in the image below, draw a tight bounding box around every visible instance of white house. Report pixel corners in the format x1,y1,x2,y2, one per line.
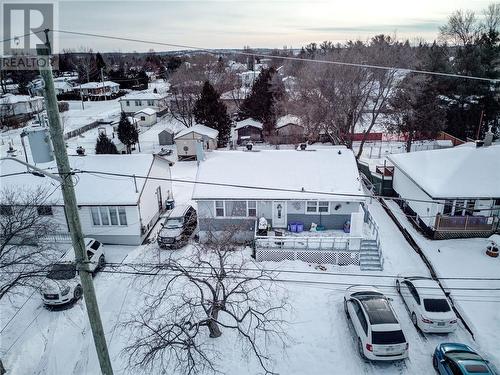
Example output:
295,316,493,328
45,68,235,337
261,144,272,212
0,94,44,120
0,154,173,245
192,147,381,268
53,81,74,95
174,124,219,161
388,143,500,239
119,92,168,114
134,108,157,127
76,81,120,99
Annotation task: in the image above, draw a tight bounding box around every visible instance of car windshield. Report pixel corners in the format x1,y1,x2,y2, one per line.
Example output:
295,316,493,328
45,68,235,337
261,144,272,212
47,263,76,280
165,217,183,228
423,298,451,312
371,330,406,345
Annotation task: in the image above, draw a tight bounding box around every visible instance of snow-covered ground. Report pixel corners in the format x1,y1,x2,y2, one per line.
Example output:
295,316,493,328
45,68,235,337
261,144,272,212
384,199,500,370
2,169,489,375
62,99,121,133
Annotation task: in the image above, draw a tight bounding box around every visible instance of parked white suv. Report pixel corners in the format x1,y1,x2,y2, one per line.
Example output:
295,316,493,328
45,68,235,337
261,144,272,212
396,276,457,333
40,238,105,306
344,286,409,361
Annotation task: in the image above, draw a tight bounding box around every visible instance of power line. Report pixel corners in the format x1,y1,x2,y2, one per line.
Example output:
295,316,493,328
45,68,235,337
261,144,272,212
51,29,499,83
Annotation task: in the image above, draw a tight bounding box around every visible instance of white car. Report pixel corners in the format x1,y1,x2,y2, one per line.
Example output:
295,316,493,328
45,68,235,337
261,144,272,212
344,286,409,361
40,238,105,306
395,276,457,333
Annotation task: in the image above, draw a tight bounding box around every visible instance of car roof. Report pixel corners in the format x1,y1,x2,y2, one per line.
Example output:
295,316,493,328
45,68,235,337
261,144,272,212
457,360,494,375
357,295,398,325
406,277,446,298
168,204,193,218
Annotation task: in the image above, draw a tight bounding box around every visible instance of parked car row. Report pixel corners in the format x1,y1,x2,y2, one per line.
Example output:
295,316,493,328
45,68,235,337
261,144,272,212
344,281,496,374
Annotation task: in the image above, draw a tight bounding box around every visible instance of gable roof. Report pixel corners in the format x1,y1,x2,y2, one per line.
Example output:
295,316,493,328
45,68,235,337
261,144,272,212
119,92,166,101
174,124,219,140
0,154,170,205
134,108,156,116
388,144,500,199
0,94,43,105
235,118,263,130
78,81,119,89
192,148,364,201
276,114,302,129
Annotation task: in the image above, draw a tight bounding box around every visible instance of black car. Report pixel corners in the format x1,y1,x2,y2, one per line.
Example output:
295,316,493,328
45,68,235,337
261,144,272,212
157,204,197,249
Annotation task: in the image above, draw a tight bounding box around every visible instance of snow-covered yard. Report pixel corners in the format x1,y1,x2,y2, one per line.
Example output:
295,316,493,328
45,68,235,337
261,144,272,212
62,99,121,133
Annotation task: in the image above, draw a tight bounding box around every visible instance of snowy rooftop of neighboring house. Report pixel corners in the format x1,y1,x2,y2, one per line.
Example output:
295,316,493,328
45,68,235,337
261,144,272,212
388,143,500,199
174,124,219,140
119,91,166,101
276,114,302,129
220,87,249,100
0,154,169,206
134,108,156,116
192,147,364,201
0,94,43,105
78,81,119,89
234,118,263,130
53,81,74,89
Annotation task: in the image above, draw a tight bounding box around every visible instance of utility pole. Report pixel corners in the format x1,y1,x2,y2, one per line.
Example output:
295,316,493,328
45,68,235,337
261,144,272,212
37,31,114,375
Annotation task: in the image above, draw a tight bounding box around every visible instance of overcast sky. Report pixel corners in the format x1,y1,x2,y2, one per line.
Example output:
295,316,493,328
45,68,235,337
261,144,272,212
52,0,493,52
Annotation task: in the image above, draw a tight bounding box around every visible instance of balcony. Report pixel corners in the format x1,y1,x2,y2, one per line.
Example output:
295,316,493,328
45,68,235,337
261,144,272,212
434,214,498,232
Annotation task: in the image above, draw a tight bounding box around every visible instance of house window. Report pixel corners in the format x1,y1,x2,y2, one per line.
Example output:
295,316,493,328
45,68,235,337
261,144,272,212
125,100,130,106
306,201,317,213
147,100,154,106
135,100,141,106
318,201,329,213
91,206,128,226
247,201,257,217
215,201,224,217
141,116,146,121
443,200,453,215
0,205,13,216
495,199,500,206
226,201,246,217
37,205,53,216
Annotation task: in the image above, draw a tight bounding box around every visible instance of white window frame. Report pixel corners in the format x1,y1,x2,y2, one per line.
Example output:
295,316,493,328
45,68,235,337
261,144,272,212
215,200,225,217
90,206,128,226
318,201,330,214
306,201,318,214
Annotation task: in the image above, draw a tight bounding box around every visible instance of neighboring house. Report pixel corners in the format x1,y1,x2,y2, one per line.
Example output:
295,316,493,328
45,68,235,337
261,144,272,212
158,129,176,146
274,115,305,143
76,81,120,100
134,108,157,127
234,118,263,144
174,124,219,161
239,70,260,88
388,142,500,239
192,147,367,243
119,92,168,115
0,154,173,245
0,94,44,120
2,83,19,94
220,87,249,115
54,81,74,95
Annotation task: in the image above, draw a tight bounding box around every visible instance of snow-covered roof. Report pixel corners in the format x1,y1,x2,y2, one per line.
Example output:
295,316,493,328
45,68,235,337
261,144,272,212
388,144,500,199
276,115,302,129
0,154,169,205
78,81,119,89
192,148,364,201
53,81,74,89
234,118,263,130
0,94,43,105
119,92,166,101
174,124,219,140
134,108,156,116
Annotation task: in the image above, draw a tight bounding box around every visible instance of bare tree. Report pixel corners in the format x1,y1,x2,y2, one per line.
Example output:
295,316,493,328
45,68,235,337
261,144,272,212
123,230,288,375
0,187,60,300
439,9,480,46
168,65,204,128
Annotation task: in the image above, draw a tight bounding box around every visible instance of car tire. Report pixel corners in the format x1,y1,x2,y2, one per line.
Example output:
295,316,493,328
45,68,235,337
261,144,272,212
74,285,83,301
396,280,400,293
432,354,438,370
357,338,366,360
98,255,105,270
411,312,418,327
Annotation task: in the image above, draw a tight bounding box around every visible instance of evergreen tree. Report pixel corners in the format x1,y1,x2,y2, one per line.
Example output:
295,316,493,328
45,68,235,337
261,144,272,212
117,112,139,154
238,67,282,134
95,52,107,72
193,81,231,147
95,132,119,154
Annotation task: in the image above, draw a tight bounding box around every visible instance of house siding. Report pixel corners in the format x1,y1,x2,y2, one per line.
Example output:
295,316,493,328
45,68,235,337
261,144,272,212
287,213,350,230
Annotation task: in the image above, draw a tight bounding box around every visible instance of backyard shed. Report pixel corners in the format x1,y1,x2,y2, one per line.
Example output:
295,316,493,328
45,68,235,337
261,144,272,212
174,124,219,161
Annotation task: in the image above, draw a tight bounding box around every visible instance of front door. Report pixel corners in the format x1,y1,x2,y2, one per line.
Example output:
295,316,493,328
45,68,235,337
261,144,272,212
272,201,286,228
